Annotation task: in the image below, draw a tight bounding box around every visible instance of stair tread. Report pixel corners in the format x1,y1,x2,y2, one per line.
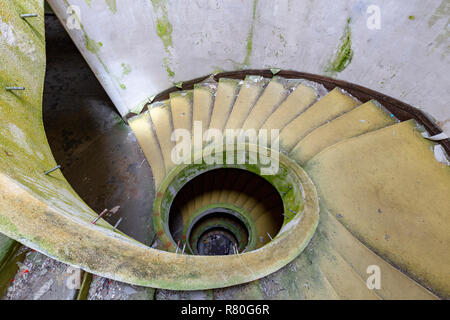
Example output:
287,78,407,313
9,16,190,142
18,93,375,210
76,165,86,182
224,76,269,130
279,87,359,151
150,101,176,173
260,82,319,133
170,91,193,133
241,77,295,131
193,82,216,130
291,100,397,164
129,112,166,188
306,119,450,298
209,78,241,132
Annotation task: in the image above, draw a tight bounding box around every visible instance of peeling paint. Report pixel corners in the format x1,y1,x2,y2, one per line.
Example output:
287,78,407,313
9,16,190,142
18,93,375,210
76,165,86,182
85,34,102,54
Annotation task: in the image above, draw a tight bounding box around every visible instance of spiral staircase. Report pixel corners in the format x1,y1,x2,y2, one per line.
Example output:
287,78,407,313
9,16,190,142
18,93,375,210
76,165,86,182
0,1,449,300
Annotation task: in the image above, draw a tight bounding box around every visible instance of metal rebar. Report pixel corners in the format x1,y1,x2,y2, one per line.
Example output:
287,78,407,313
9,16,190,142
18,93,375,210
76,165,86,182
181,243,186,255
20,14,38,19
112,217,123,230
44,165,61,175
6,87,25,91
281,186,292,196
91,209,108,225
175,240,181,254
267,233,273,241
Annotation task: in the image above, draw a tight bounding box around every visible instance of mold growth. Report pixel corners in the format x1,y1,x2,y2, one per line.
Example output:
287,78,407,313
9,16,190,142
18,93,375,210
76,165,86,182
325,18,354,76
151,0,175,80
85,35,102,54
242,0,259,68
105,0,117,14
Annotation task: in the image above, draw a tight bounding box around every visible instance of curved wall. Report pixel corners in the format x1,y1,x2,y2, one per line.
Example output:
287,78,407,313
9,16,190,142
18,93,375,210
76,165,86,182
47,0,449,134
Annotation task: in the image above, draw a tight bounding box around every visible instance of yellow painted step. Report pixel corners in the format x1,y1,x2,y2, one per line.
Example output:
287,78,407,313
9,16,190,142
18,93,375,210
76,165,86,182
278,87,359,152
208,79,241,132
306,119,450,298
129,112,166,188
149,101,176,173
320,208,436,299
193,82,216,130
291,100,397,164
260,82,319,135
241,77,295,131
170,91,193,133
316,242,381,300
224,76,268,130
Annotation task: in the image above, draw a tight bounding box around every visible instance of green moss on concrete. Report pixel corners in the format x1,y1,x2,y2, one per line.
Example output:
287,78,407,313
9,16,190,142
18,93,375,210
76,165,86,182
85,34,102,54
326,18,353,75
151,0,175,79
242,0,259,67
105,0,117,14
156,17,173,48
121,63,131,76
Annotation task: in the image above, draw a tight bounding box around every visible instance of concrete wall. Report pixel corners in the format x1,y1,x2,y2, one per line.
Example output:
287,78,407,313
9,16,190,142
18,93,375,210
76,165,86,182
0,0,123,262
48,0,449,134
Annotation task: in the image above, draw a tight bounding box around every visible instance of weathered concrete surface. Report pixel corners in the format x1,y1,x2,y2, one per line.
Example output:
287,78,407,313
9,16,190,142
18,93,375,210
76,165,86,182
306,120,449,298
2,251,78,300
88,276,155,300
155,289,213,300
48,0,449,135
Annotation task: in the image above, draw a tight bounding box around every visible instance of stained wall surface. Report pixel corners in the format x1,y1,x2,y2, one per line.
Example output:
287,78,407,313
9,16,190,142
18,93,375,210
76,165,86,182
47,0,449,134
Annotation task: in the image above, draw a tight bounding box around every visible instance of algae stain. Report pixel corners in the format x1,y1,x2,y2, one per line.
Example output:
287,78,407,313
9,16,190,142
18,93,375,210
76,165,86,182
242,0,259,68
156,17,173,49
84,0,92,7
151,0,175,79
105,0,117,14
121,63,131,76
325,18,353,76
408,15,416,21
85,35,102,54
